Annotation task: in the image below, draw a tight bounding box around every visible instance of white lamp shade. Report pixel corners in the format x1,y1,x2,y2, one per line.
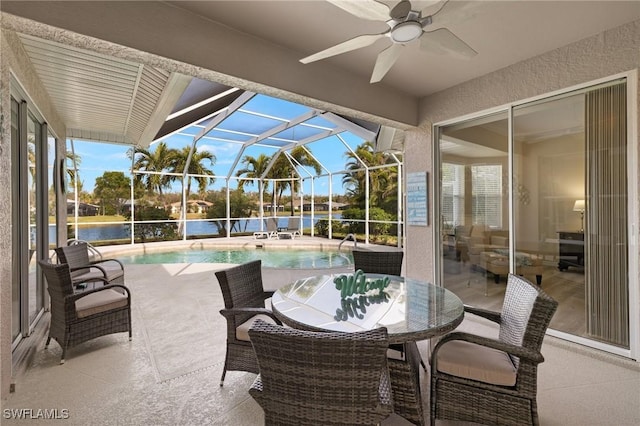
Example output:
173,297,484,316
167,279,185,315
573,199,585,212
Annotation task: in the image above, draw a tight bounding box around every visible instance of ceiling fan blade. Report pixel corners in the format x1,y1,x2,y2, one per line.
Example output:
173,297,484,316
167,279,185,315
420,28,477,58
370,44,404,83
427,0,482,28
327,0,390,21
300,33,387,64
419,0,446,15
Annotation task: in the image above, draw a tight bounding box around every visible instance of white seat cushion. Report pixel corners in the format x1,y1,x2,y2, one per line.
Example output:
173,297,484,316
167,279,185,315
75,289,128,318
435,339,517,386
236,314,277,341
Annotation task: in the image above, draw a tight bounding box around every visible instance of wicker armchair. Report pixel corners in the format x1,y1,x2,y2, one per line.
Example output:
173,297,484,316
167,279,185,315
352,248,404,276
38,261,132,364
214,260,281,386
430,274,558,426
55,242,125,289
248,319,393,425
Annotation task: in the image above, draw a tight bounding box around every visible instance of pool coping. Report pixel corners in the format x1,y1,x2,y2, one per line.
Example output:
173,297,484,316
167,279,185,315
94,235,373,259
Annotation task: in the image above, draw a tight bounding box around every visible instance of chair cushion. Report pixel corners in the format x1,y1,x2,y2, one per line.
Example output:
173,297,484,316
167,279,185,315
435,339,517,386
236,314,277,341
75,289,128,318
428,316,499,363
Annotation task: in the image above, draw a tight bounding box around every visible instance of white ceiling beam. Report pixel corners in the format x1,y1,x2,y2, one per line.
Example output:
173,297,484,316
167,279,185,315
193,90,256,142
321,112,377,141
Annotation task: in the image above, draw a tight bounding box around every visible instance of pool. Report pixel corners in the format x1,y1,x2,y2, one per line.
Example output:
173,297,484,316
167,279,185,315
118,248,354,269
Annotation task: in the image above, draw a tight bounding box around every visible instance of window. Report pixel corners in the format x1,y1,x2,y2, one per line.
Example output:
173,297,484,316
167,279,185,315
471,165,502,228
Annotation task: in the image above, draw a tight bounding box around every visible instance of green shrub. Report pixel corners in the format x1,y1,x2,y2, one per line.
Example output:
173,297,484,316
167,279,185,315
124,206,178,242
315,218,344,236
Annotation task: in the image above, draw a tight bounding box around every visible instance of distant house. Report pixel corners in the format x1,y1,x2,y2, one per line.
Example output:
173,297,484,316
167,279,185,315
66,200,99,216
170,200,213,215
294,201,348,211
121,199,135,215
261,203,284,212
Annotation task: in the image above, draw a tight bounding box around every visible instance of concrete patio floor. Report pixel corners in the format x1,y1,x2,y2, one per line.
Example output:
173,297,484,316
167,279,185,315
2,237,640,425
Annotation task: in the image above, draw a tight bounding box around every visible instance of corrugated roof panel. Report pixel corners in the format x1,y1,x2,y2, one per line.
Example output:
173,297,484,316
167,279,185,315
126,66,172,143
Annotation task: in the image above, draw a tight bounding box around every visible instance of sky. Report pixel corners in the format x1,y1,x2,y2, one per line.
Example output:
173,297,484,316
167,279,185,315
67,93,370,198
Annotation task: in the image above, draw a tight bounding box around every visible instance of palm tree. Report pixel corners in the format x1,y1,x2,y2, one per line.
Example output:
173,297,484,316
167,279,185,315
236,148,321,214
272,146,322,212
130,142,173,195
343,141,398,211
64,150,82,189
169,145,216,199
236,153,272,194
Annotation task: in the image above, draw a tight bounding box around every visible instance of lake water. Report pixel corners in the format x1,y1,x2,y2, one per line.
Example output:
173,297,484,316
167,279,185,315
61,215,338,243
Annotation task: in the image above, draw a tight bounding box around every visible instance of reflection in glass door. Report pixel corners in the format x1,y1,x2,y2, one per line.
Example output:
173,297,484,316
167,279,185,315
437,78,630,352
27,112,43,324
437,111,510,309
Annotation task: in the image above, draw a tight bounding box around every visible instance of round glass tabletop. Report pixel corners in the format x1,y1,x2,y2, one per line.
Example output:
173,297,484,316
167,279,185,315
271,273,464,344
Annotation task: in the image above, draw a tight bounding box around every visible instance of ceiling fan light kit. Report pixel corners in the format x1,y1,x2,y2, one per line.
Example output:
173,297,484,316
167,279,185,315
300,0,477,83
390,21,424,43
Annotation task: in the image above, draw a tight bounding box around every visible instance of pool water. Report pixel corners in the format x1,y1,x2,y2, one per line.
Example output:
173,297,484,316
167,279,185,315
118,248,354,269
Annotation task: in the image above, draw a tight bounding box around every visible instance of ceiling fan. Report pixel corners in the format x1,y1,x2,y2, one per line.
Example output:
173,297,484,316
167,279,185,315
300,0,477,83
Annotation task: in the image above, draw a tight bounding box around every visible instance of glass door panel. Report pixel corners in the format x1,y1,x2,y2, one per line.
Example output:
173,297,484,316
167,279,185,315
438,111,510,307
513,93,586,337
513,81,628,347
11,98,21,342
27,112,43,324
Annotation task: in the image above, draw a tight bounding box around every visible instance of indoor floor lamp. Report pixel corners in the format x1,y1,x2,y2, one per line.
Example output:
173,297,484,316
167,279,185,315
573,199,585,232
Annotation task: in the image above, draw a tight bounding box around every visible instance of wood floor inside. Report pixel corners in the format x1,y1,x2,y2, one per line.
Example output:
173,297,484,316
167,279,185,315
442,255,586,337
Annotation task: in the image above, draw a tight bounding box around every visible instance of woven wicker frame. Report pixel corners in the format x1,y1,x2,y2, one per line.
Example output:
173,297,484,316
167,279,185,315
214,260,281,386
55,243,125,287
388,341,425,425
430,274,558,426
352,249,404,276
352,248,428,424
248,319,393,425
38,261,132,363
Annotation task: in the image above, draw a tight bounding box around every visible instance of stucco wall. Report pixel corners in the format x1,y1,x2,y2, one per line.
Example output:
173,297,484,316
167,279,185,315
0,27,14,401
404,18,640,344
0,28,65,399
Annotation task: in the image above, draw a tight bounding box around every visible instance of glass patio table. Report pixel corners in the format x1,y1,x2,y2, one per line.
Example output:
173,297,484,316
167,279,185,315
271,273,464,344
271,272,464,425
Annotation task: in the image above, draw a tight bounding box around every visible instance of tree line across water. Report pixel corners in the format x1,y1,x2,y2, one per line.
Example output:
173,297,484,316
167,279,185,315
66,141,401,243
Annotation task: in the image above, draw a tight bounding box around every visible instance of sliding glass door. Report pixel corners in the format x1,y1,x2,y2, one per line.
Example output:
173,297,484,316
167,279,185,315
436,78,632,353
11,93,50,347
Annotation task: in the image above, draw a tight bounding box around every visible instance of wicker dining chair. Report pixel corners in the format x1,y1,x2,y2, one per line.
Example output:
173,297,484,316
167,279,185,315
352,248,404,276
55,242,125,289
352,246,427,421
430,274,558,426
214,260,281,386
248,319,394,425
38,260,132,364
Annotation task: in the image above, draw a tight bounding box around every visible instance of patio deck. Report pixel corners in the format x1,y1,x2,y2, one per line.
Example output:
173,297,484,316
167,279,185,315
2,238,640,425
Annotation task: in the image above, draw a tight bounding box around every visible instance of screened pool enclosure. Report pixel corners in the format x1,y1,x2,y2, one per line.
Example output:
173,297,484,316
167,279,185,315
64,82,404,247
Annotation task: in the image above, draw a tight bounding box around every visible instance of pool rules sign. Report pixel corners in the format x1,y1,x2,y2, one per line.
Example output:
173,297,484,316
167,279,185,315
407,172,428,226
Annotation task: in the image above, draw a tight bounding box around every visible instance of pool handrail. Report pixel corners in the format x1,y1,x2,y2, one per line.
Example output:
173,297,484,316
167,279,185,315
338,233,358,252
